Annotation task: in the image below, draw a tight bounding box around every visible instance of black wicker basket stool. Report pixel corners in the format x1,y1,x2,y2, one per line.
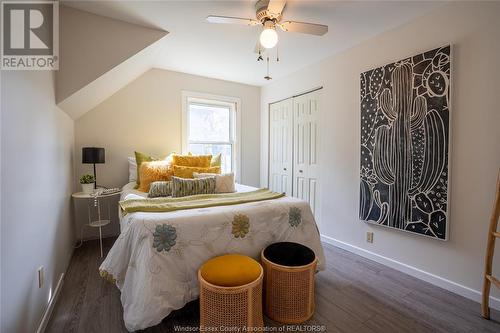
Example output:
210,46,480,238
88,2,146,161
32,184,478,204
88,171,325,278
261,241,317,324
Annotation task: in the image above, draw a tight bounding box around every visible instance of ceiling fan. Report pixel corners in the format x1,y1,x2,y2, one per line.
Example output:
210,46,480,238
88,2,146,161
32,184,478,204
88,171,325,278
206,0,328,51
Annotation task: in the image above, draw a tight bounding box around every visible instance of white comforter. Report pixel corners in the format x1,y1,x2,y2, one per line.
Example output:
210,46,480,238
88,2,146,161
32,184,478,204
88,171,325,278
101,183,325,331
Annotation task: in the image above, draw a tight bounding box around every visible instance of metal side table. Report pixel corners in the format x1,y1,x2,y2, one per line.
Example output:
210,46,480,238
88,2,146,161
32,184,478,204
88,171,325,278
72,191,121,257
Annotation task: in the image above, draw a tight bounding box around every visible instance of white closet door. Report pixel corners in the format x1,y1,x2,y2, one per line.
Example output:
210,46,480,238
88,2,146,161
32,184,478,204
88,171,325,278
292,91,320,217
269,98,293,196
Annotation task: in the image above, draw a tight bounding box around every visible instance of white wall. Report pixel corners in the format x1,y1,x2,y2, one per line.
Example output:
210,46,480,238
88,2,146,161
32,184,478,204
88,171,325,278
1,71,75,332
75,68,261,189
261,1,500,302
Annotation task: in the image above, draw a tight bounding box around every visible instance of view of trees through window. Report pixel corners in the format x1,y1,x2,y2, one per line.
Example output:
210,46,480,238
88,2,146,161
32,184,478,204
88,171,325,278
188,102,234,174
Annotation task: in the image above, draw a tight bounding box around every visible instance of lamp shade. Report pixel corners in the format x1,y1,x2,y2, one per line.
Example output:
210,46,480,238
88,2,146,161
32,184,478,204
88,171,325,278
82,147,105,164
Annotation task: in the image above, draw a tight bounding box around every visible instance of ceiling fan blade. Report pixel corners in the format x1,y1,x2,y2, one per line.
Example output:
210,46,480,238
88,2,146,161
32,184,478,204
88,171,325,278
267,0,286,14
206,15,260,26
279,21,328,36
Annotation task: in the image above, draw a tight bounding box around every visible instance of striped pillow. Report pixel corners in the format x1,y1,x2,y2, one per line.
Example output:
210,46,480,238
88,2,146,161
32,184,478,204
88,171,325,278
148,181,172,198
193,172,235,193
172,176,216,198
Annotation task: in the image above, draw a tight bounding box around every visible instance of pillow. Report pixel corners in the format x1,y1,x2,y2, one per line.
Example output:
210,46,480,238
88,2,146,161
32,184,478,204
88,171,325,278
187,152,221,167
172,154,212,168
138,161,173,192
172,165,220,179
171,176,216,198
128,157,137,182
211,153,222,167
134,151,158,187
134,151,176,187
148,181,172,198
193,172,235,193
165,152,175,164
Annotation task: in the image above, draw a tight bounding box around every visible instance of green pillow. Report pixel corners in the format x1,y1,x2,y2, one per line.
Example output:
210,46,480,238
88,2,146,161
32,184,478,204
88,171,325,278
211,153,222,167
134,151,157,188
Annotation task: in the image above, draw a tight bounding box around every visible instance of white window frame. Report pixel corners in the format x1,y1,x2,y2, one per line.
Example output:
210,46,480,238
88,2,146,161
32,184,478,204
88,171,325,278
182,91,241,182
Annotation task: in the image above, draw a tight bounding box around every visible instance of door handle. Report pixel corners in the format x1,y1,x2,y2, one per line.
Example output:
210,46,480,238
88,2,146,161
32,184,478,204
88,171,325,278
299,170,303,173
283,168,287,171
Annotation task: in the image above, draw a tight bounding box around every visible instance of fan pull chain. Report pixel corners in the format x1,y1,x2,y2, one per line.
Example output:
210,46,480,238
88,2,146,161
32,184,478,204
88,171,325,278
265,56,272,80
276,46,280,62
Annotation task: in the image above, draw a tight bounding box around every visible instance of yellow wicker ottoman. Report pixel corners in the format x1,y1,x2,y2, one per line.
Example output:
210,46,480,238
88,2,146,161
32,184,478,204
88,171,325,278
198,254,264,332
261,242,317,324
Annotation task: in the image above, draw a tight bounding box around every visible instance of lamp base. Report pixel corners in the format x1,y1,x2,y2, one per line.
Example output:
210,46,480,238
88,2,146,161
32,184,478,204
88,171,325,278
93,163,97,189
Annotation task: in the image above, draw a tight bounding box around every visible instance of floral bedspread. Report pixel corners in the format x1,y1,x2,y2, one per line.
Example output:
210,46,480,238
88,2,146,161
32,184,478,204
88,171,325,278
99,196,325,331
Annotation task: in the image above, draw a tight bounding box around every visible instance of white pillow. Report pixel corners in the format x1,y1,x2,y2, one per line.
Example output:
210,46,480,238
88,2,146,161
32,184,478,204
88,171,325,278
193,172,235,193
128,157,137,183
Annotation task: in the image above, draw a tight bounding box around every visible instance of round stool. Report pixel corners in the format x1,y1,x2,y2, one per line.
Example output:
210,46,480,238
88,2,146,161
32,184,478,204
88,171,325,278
261,242,317,324
198,254,264,332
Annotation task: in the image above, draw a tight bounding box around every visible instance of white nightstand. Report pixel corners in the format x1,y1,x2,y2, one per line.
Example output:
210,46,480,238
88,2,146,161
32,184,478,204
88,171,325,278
72,191,122,257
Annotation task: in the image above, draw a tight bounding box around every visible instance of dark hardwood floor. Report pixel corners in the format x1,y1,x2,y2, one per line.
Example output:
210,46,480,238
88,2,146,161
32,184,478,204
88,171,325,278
46,237,500,333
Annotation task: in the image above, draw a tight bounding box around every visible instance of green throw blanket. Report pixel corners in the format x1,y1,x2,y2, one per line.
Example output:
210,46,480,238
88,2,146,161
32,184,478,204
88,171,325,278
119,188,285,215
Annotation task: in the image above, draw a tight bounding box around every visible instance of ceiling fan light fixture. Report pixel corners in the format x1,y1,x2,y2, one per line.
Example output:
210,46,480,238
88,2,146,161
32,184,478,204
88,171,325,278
260,27,278,49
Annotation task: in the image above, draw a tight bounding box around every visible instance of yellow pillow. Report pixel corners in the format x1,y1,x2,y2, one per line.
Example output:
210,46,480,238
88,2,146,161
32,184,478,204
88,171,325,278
211,153,222,167
138,161,173,192
172,154,212,168
172,165,220,179
135,151,157,187
200,254,262,287
187,152,221,167
135,151,176,188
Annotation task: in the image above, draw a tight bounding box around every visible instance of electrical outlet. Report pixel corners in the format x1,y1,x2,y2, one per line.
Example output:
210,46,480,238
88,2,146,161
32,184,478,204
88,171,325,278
38,266,44,288
366,232,374,243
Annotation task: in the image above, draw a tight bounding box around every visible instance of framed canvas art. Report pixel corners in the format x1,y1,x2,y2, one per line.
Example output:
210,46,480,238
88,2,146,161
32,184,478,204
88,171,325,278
359,45,451,240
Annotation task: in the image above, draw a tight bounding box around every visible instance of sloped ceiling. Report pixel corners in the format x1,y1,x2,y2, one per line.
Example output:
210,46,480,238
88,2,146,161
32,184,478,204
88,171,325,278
56,6,168,119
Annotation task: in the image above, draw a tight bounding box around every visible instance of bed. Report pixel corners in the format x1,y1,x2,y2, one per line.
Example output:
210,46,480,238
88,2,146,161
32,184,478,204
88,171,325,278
100,182,325,331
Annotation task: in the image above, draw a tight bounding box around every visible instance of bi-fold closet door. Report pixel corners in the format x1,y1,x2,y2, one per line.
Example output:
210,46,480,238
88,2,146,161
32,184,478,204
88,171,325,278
269,98,293,196
269,89,321,218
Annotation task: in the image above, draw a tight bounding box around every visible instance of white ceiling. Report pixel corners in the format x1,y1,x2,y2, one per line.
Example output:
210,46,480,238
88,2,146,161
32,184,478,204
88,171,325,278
63,1,444,87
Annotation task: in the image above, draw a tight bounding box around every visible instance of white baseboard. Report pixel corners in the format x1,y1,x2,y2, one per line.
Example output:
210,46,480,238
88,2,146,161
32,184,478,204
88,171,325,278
320,234,500,311
36,273,65,333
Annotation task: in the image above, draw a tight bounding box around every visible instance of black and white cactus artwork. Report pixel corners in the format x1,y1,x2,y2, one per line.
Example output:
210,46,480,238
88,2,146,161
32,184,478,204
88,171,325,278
359,45,450,240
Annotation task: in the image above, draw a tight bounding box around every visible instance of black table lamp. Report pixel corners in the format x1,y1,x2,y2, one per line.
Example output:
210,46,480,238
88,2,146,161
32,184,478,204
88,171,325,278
82,147,105,189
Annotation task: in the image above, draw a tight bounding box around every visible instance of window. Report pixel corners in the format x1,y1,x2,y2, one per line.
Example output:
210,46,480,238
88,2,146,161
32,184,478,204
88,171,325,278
182,92,240,178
